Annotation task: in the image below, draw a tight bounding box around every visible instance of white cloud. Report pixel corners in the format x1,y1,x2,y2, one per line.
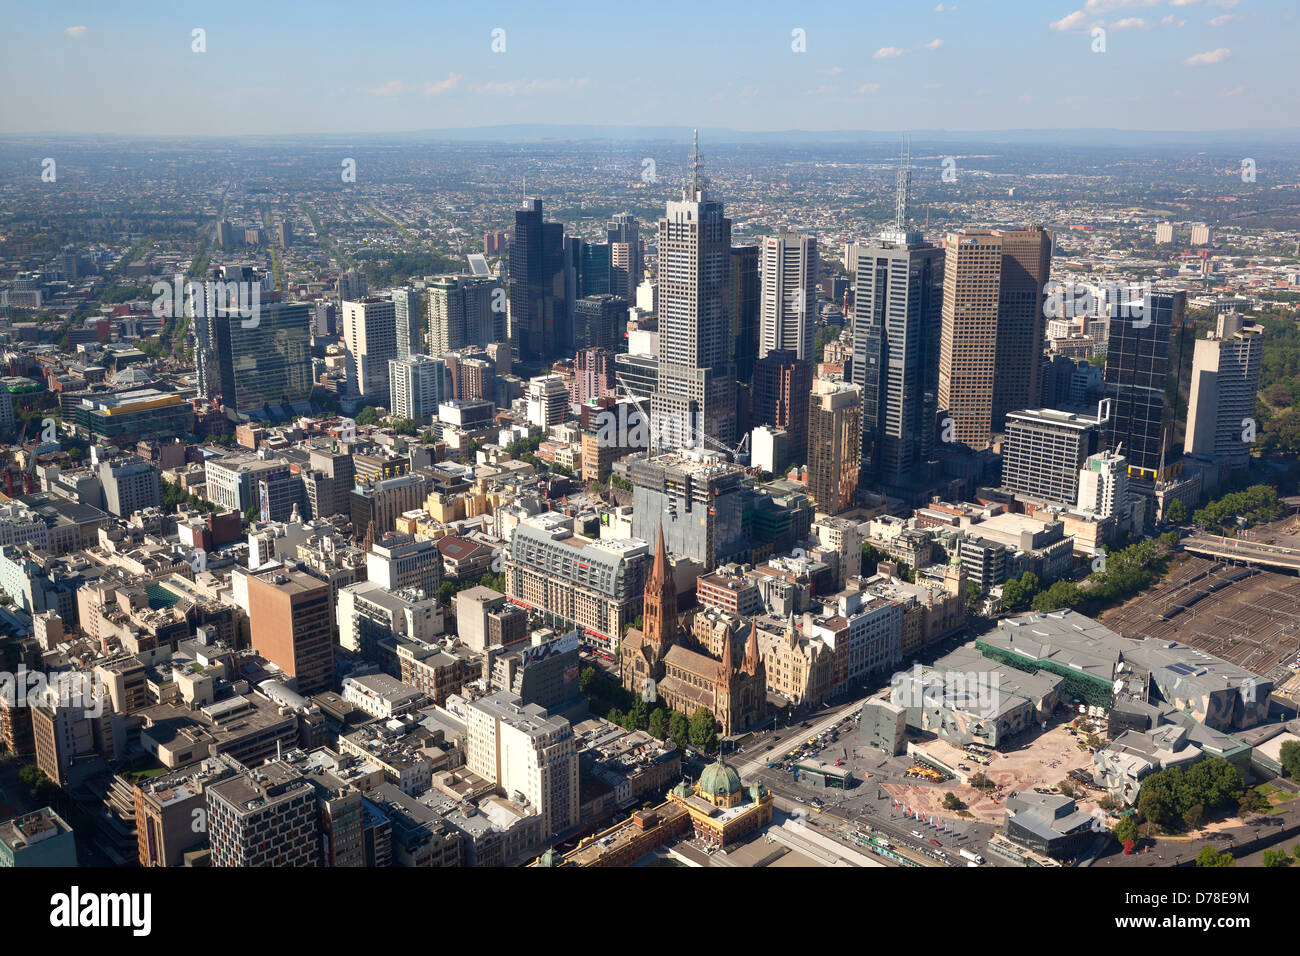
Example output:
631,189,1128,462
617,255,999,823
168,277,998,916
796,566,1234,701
873,46,905,58
1050,11,1089,32
820,65,844,75
469,77,590,95
1208,13,1236,26
1084,0,1156,11
1169,0,1200,6
361,80,406,96
1221,85,1246,97
1110,17,1146,29
808,84,839,95
935,3,957,11
64,25,87,38
1160,15,1188,27
856,83,882,95
422,73,461,95
923,38,944,50
1185,47,1231,65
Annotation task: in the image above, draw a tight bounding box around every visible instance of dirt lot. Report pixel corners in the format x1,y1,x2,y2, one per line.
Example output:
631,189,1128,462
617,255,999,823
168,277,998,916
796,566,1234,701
884,721,1104,824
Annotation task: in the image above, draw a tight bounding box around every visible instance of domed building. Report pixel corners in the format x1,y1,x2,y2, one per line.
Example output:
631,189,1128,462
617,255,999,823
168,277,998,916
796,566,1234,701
668,757,772,849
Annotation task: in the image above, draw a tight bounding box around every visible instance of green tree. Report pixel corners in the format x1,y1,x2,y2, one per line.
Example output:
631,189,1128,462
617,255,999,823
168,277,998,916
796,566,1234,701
667,712,689,751
244,504,261,524
965,581,982,614
578,666,596,695
942,792,965,811
389,417,418,436
1261,848,1289,867
1112,815,1140,845
1280,740,1300,779
648,708,668,741
355,405,380,426
1165,498,1187,524
1195,845,1235,868
688,708,718,753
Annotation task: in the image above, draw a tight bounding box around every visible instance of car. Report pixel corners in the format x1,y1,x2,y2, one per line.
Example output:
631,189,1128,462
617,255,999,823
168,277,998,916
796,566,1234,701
930,839,942,847
796,797,807,804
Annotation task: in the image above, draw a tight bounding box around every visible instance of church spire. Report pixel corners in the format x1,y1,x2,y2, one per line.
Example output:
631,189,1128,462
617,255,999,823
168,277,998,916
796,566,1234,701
718,623,735,687
642,521,676,649
743,622,762,675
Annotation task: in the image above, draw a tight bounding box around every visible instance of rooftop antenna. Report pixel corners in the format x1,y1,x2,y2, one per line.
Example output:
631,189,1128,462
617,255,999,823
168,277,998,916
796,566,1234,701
894,134,912,232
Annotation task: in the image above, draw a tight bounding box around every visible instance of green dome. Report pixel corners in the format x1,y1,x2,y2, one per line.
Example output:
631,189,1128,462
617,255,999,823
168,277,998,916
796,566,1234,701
699,758,742,799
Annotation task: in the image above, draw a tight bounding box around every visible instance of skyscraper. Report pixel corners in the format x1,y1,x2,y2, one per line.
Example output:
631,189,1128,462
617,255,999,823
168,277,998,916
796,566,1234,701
651,131,736,448
392,287,421,359
806,379,862,515
389,354,448,425
247,568,335,695
852,144,945,488
1185,311,1263,470
508,199,566,364
608,213,642,299
753,350,812,462
937,230,1003,451
729,245,760,388
991,226,1053,431
1001,408,1102,507
427,275,504,355
213,300,314,416
1102,290,1189,481
572,294,628,352
759,232,818,361
342,296,397,401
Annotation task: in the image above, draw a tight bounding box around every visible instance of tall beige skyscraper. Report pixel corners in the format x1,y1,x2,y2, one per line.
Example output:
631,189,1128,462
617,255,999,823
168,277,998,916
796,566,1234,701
991,226,1052,430
1185,311,1263,470
651,131,736,448
938,230,1002,450
342,296,397,400
937,226,1052,450
759,232,818,361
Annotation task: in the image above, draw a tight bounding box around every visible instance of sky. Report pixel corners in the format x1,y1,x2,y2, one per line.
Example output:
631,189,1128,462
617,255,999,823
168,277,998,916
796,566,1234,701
0,0,1295,136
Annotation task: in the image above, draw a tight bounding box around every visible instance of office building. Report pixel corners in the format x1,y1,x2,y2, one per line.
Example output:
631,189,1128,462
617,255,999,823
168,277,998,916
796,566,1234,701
247,568,335,695
729,245,760,387
1185,312,1263,470
572,294,627,352
97,455,160,517
366,534,441,598
505,515,650,653
509,199,566,363
753,350,811,462
938,230,1003,450
806,379,862,515
580,241,611,297
851,163,945,486
427,275,504,355
526,374,569,429
389,354,447,425
342,297,398,400
1155,222,1174,245
1001,408,1102,507
465,691,579,839
651,132,737,448
134,758,237,867
991,226,1053,430
213,301,313,416
1190,223,1211,247
759,232,818,361
607,213,642,299
937,226,1052,449
1077,450,1129,519
205,761,321,867
1102,290,1189,481
0,808,77,867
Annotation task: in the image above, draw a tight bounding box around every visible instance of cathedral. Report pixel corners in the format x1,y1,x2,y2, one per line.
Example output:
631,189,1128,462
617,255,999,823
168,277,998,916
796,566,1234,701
621,523,767,737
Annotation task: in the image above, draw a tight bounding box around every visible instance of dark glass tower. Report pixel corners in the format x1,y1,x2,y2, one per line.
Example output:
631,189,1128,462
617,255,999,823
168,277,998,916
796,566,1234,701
729,245,760,388
1102,290,1189,481
509,199,566,364
215,300,314,417
852,140,945,488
